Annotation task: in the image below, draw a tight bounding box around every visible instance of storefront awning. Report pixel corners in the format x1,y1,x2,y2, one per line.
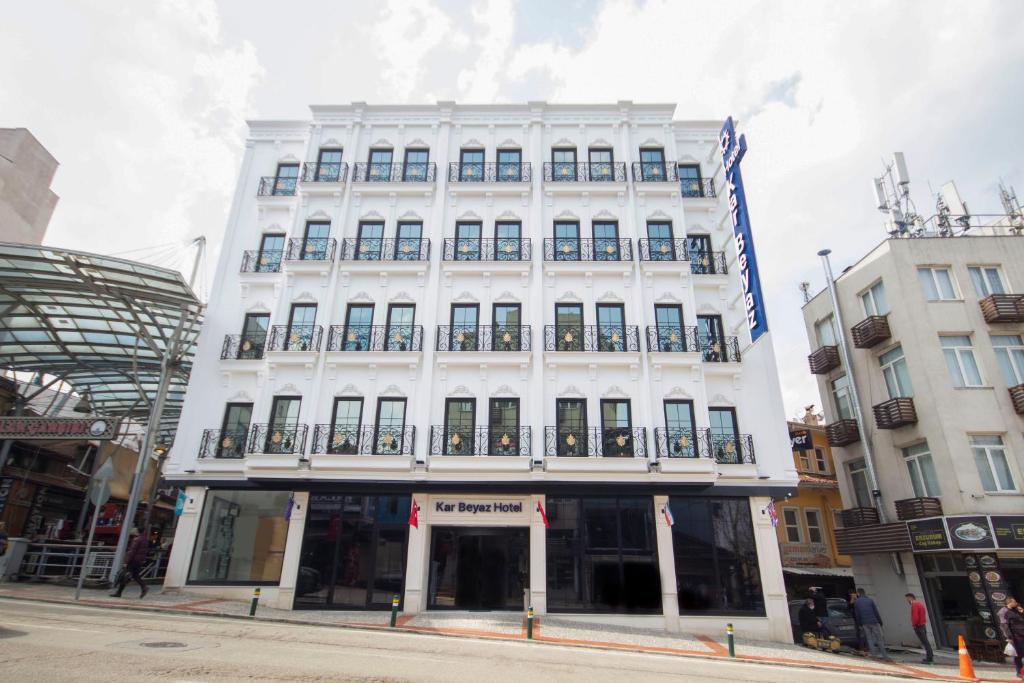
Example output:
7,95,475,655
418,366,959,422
783,566,854,577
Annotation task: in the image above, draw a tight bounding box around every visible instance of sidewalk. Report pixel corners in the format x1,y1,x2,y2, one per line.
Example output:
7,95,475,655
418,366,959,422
0,581,1017,682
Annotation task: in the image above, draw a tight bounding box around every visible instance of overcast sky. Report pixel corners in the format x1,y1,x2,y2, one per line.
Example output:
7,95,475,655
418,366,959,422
2,0,1022,417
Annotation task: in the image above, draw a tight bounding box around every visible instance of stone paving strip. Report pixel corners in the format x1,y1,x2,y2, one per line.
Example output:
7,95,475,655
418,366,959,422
0,583,1017,682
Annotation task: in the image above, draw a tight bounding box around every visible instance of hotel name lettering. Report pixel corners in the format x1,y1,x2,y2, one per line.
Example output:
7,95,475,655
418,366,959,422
434,500,524,515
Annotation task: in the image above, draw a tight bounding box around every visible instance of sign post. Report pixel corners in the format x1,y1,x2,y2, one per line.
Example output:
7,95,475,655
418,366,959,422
74,459,112,601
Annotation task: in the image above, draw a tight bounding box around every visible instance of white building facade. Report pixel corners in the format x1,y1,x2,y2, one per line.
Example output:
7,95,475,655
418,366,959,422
163,102,796,640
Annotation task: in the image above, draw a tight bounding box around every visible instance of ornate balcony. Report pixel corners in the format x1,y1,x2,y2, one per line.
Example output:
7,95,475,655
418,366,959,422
654,428,704,459
301,161,348,183
646,325,699,353
248,424,309,456
310,424,415,456
435,325,531,352
544,325,640,352
699,336,741,363
808,345,841,374
895,497,943,521
447,162,532,183
979,293,1024,323
689,251,727,275
198,428,250,459
429,425,531,457
543,238,633,261
872,397,917,429
825,419,860,447
240,249,282,273
631,162,678,182
851,315,891,348
544,426,648,458
257,176,296,196
542,162,626,182
220,334,266,360
285,238,336,262
351,162,436,183
638,238,688,261
680,178,716,198
326,325,423,352
1009,384,1024,414
339,238,430,261
841,506,880,528
702,429,755,464
266,325,323,352
442,238,532,261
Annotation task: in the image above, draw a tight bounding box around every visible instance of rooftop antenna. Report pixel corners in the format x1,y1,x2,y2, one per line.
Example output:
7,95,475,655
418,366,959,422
935,180,971,236
872,152,922,238
999,181,1023,235
798,281,811,304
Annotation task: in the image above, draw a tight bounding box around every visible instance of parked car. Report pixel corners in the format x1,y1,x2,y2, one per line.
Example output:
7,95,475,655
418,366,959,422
788,598,859,647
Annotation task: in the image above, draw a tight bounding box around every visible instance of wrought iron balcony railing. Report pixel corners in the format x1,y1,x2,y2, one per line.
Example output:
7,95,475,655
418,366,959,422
267,325,323,352
872,397,917,429
698,336,741,363
544,426,648,458
1011,384,1024,415
689,250,728,275
631,162,679,182
654,428,704,459
301,161,348,183
257,176,297,196
310,424,415,456
979,293,1024,323
435,325,532,352
808,345,841,374
542,161,627,182
895,497,943,521
680,177,716,198
442,238,532,261
646,325,699,353
339,237,430,261
840,506,880,528
429,425,531,456
544,325,640,352
248,423,309,455
221,334,267,360
851,315,891,348
447,162,532,183
825,419,860,447
542,238,633,261
703,429,755,464
241,249,283,273
326,324,424,352
638,238,689,261
285,237,337,262
351,162,436,183
199,428,250,459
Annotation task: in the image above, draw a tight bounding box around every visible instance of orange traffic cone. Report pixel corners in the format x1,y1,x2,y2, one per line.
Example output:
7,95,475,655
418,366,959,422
957,635,978,681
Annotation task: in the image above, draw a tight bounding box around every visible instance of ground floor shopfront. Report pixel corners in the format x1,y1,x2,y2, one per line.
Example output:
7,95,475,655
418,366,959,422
163,486,793,642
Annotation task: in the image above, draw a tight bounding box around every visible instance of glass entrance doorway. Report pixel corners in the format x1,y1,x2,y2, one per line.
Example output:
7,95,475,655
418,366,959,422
428,527,529,610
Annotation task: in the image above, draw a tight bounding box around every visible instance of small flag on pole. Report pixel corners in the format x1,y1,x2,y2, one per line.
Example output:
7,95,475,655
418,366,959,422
537,500,549,528
408,498,420,528
662,505,674,527
284,494,294,522
767,499,778,528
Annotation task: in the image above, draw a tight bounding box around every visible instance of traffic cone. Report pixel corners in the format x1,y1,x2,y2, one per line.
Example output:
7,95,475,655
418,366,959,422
957,635,977,681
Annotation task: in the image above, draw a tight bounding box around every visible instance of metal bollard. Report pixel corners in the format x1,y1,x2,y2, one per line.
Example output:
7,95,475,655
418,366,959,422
726,622,735,657
526,606,534,640
249,587,261,617
390,595,400,627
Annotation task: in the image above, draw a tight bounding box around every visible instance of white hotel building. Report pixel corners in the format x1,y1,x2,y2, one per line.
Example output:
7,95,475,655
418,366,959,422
162,102,797,640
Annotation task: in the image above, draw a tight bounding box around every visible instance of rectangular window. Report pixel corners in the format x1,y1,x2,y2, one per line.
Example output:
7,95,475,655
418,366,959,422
218,403,252,458
678,164,702,197
266,395,301,453
708,407,741,463
798,451,811,471
879,345,913,398
588,148,613,181
367,149,393,181
940,335,983,387
492,303,522,351
551,148,577,181
374,398,407,455
663,400,696,458
831,375,854,420
342,304,373,351
861,280,889,316
449,304,479,351
494,221,522,260
646,221,675,260
804,509,823,544
356,222,384,260
596,303,625,351
328,398,363,454
554,221,581,261
497,149,521,180
814,447,828,473
189,490,292,584
385,304,415,351
454,222,482,261
815,316,837,347
300,221,331,260
443,398,476,455
654,304,685,352
459,148,484,181
488,398,520,456
395,222,422,261
968,266,1006,297
903,442,941,497
847,459,872,507
992,334,1024,386
917,266,958,301
782,508,801,543
592,221,620,261
555,398,587,457
555,303,584,351
639,148,666,180
239,313,269,359
286,304,317,351
273,163,299,195
402,148,429,181
697,314,726,362
600,399,633,457
315,148,342,181
256,233,285,272
971,435,1016,492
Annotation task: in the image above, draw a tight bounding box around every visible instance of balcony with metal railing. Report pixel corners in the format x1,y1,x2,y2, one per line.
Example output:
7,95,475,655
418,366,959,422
351,162,436,183
646,326,699,353
654,428,704,459
240,250,283,274
808,345,841,374
689,250,728,275
220,334,267,361
851,315,891,348
267,325,323,353
979,293,1024,323
285,238,337,263
310,424,416,458
338,238,430,262
544,325,640,353
703,430,755,465
429,425,532,457
442,238,532,262
543,426,648,459
825,419,860,447
300,161,348,184
198,428,250,460
447,162,532,183
435,325,532,352
872,397,917,429
247,424,309,457
257,176,297,197
543,161,627,184
638,238,688,262
542,238,633,262
680,177,716,198
698,336,741,363
631,162,678,183
325,325,423,353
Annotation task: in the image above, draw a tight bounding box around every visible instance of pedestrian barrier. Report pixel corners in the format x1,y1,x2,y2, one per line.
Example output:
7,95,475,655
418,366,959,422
249,587,261,616
957,634,978,681
726,623,735,657
14,542,168,583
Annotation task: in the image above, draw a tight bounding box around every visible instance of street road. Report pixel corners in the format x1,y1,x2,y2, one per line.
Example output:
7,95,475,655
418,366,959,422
0,598,904,682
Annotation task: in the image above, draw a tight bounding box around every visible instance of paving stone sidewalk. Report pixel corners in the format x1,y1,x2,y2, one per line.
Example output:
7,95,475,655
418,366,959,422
0,581,1018,682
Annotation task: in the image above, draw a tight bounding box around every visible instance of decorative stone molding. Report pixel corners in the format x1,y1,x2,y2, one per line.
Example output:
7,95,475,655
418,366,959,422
494,290,520,303
555,290,581,302
553,137,575,148
554,209,579,220
708,393,735,407
321,138,342,148
654,291,682,304
592,209,616,220
246,301,271,313
391,290,414,303
601,384,628,398
370,138,393,148
496,210,521,221
449,384,474,397
335,383,361,396
491,384,519,397
275,383,302,396
226,390,253,403
590,137,612,148
278,153,300,163
293,291,317,303
379,384,406,397
640,137,661,148
461,138,484,148
307,209,330,221
399,210,423,221
453,290,479,303
360,209,385,220
596,290,623,303
498,138,520,148
648,209,671,220
697,303,718,314
405,138,429,149
457,209,482,221
664,385,692,400
559,384,586,398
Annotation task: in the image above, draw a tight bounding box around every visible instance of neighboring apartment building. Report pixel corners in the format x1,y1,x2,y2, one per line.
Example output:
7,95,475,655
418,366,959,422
162,102,797,640
0,128,58,244
802,222,1024,648
780,419,852,601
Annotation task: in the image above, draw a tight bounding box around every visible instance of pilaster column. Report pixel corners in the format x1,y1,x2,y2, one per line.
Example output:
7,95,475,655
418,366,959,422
162,486,207,589
653,494,680,631
274,491,310,609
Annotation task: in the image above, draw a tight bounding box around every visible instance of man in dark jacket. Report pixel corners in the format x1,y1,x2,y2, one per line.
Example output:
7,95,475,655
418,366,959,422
111,527,149,598
852,588,888,659
798,598,822,637
810,587,831,636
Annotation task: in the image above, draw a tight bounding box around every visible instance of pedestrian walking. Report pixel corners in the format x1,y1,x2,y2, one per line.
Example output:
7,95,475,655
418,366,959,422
111,527,149,598
852,588,888,659
809,586,831,637
998,596,1024,680
905,593,933,664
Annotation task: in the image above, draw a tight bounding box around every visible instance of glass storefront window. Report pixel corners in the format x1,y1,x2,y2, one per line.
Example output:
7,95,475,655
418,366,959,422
189,490,292,584
669,496,765,615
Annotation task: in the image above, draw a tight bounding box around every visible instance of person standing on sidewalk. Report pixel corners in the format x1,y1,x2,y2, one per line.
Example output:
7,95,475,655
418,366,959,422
111,527,149,599
999,596,1024,680
852,588,888,660
905,593,933,664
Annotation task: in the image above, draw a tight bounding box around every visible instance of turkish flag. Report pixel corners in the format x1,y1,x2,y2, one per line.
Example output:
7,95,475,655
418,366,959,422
537,500,549,528
408,498,420,528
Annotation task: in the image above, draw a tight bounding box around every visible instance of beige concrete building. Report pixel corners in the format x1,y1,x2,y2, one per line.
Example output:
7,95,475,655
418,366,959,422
0,128,58,244
802,220,1024,649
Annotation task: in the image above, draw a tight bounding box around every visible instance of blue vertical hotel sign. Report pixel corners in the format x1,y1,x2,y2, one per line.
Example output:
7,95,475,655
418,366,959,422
719,116,768,343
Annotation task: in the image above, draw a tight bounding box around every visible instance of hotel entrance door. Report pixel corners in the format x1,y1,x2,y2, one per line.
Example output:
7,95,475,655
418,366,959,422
427,527,529,610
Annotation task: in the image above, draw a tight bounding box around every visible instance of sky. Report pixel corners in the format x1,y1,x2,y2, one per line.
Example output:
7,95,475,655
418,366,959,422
2,0,1023,418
